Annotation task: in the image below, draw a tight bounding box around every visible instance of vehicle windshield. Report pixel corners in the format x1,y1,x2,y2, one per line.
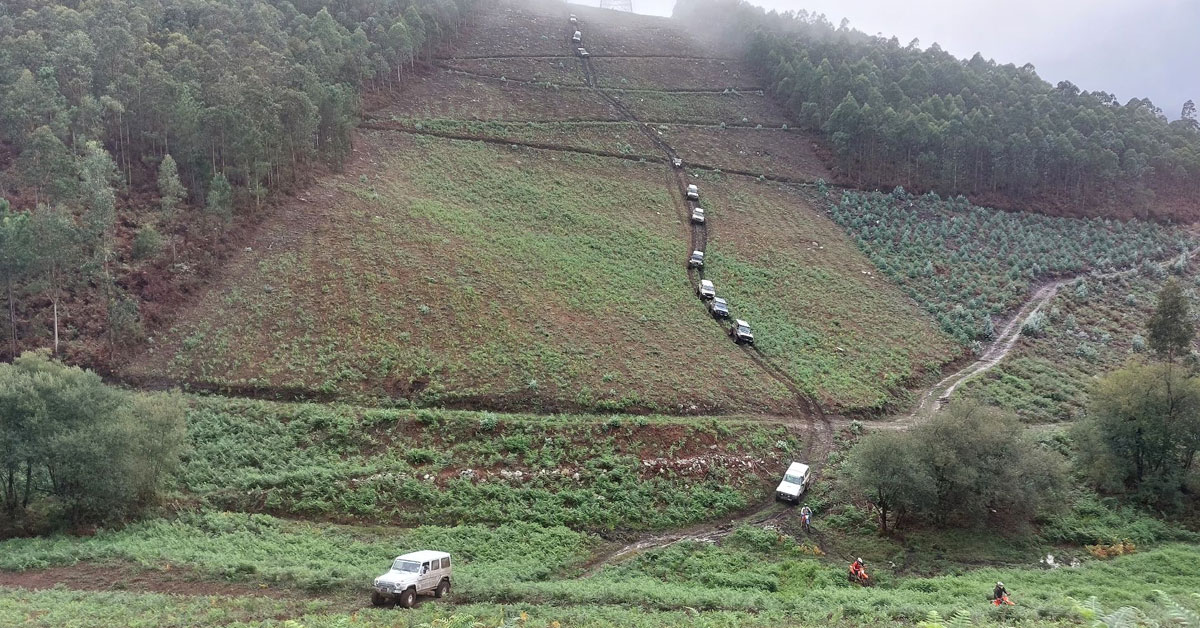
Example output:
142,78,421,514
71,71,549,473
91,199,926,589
784,474,804,484
739,325,752,333
391,559,421,573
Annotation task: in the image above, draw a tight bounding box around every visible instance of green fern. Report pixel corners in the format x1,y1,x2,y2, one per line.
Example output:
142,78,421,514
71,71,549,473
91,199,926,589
917,610,946,628
1098,606,1156,628
948,609,973,628
1158,590,1200,626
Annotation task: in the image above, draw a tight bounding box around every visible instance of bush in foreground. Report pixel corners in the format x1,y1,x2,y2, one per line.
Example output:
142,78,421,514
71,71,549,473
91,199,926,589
0,351,185,531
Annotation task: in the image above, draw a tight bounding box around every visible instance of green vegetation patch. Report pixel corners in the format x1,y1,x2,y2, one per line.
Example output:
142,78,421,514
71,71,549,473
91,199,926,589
698,175,960,411
827,188,1186,344
0,588,333,628
178,397,798,530
133,133,792,412
9,513,1199,625
0,512,592,593
0,588,779,628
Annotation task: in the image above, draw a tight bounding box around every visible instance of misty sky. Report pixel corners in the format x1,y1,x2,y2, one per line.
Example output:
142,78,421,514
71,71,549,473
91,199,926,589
579,0,1199,118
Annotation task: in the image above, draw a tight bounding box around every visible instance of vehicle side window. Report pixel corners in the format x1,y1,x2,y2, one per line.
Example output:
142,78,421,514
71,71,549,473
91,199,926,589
440,557,450,569
422,562,430,573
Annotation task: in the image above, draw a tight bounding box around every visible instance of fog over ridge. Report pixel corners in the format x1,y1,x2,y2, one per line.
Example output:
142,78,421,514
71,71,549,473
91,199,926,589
576,0,1199,118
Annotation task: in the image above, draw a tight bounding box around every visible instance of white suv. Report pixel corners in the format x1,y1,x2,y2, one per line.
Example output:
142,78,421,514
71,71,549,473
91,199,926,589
775,462,810,503
372,550,452,608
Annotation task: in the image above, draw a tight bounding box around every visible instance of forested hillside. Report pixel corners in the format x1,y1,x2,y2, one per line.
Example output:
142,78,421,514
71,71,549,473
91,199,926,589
675,0,1200,221
0,0,472,364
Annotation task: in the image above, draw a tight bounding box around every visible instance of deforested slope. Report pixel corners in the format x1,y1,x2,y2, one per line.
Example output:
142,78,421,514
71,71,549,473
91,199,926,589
127,0,959,415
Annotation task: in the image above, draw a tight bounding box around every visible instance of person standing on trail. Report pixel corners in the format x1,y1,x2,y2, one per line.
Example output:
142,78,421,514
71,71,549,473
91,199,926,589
800,505,813,530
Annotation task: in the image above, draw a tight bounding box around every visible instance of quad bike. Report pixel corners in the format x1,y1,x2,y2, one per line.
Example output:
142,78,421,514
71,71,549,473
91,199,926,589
992,594,1015,606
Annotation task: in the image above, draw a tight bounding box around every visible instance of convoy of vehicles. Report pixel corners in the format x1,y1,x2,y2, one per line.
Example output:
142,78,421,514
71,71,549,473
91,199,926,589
362,12,849,616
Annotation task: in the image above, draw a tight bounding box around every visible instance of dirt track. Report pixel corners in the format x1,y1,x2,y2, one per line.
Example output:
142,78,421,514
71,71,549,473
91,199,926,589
908,280,1068,420
564,9,845,567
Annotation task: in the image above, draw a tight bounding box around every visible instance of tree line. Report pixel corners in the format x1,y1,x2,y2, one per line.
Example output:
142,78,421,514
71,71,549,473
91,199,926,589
0,0,475,362
675,0,1200,220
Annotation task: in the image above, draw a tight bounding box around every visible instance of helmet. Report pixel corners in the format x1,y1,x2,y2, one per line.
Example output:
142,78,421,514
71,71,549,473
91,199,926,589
857,558,863,563
997,581,1003,586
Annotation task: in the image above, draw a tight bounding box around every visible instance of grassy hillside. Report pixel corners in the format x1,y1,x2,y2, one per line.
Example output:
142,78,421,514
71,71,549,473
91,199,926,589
131,133,797,412
130,128,957,413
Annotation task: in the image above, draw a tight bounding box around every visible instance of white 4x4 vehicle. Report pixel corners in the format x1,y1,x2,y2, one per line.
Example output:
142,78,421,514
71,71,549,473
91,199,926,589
686,184,700,200
775,462,810,503
372,550,452,608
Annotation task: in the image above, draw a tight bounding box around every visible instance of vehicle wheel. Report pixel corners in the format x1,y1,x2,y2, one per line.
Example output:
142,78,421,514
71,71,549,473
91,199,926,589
370,591,386,607
435,579,450,598
399,588,416,609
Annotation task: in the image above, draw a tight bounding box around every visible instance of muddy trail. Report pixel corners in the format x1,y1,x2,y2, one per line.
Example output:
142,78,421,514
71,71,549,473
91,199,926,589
569,13,844,570
582,32,830,436
906,280,1068,422
904,248,1200,424
580,501,790,577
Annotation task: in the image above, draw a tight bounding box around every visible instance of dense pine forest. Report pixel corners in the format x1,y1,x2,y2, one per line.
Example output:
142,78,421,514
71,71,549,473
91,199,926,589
0,0,473,363
675,0,1200,221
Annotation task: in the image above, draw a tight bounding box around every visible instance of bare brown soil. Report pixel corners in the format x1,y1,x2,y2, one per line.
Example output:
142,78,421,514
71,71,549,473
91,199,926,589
447,1,578,57
372,69,620,121
362,118,660,158
441,56,587,86
658,125,832,181
617,90,793,126
592,57,763,90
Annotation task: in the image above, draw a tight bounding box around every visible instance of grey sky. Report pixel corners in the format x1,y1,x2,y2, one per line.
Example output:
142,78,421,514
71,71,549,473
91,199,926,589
579,0,1199,117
